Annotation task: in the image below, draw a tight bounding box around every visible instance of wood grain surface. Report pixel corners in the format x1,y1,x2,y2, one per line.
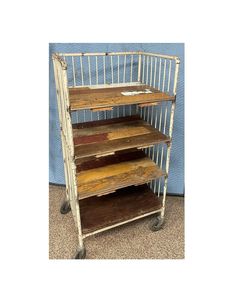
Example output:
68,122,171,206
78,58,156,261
77,155,165,199
79,185,162,234
73,116,169,159
69,85,174,110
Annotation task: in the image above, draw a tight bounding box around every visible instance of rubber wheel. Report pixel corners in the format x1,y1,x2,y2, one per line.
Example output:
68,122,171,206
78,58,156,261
60,201,71,214
75,247,86,259
150,215,164,231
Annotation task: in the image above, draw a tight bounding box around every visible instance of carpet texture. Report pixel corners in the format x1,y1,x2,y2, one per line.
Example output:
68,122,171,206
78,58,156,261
49,184,184,259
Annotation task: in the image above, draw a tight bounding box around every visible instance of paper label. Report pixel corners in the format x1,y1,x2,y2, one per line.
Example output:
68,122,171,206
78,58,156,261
121,89,153,96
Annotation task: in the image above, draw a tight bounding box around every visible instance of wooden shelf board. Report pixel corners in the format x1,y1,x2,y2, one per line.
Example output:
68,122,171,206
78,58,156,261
80,185,162,235
77,151,165,199
73,115,170,159
69,84,175,111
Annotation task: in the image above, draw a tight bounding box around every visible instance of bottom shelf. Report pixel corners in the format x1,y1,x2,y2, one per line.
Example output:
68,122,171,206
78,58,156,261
80,185,162,236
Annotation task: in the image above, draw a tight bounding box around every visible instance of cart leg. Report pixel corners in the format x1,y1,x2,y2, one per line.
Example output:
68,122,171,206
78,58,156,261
60,197,71,214
150,176,167,231
74,199,86,259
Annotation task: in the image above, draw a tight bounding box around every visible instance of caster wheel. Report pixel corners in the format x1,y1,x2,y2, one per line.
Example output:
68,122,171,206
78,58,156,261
150,215,164,231
75,247,86,259
60,201,71,214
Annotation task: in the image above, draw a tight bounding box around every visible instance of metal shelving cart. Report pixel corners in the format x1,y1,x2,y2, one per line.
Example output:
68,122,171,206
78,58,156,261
52,51,180,259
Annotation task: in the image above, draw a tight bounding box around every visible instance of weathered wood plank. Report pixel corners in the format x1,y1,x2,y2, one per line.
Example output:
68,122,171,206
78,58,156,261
72,115,140,129
76,150,146,172
73,116,170,159
69,85,174,111
77,157,165,199
75,132,169,159
79,185,162,234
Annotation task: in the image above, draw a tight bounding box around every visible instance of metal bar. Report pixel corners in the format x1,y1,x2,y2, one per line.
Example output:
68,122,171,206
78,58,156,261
153,57,157,88
80,56,84,86
103,56,106,84
53,56,84,250
71,56,76,87
110,56,114,84
158,58,162,90
123,54,126,83
130,55,133,82
162,59,167,92
117,55,119,83
138,54,142,82
150,105,154,126
59,52,178,60
167,60,172,92
88,56,91,86
146,56,149,85
142,55,145,83
150,57,153,87
173,58,180,95
83,208,162,238
95,56,98,85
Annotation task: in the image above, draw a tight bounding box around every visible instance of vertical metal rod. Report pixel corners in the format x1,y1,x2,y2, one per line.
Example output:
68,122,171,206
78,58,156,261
117,55,119,83
142,55,145,83
83,109,86,122
158,58,162,90
155,104,163,169
150,57,153,87
146,56,149,85
123,105,125,117
140,106,143,118
111,56,114,84
153,106,159,194
167,60,172,92
129,105,132,116
173,59,180,95
80,56,84,86
103,56,106,84
151,105,154,126
162,59,166,92
130,55,133,82
153,57,157,88
123,55,126,83
138,54,142,82
95,56,98,85
72,56,76,87
88,56,91,86
158,105,168,194
161,101,176,217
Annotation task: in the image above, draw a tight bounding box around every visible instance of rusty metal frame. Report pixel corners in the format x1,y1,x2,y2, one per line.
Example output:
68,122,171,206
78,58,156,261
52,51,180,256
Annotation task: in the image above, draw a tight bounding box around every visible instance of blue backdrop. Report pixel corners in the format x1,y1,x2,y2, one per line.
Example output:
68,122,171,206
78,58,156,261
49,43,184,195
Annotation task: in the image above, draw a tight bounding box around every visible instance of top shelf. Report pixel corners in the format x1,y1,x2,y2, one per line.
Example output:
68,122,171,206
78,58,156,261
69,84,175,111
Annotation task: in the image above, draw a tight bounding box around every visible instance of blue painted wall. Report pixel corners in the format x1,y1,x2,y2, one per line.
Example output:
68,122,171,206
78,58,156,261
49,43,184,194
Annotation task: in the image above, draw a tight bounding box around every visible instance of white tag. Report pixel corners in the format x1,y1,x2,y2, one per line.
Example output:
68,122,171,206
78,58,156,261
121,89,153,96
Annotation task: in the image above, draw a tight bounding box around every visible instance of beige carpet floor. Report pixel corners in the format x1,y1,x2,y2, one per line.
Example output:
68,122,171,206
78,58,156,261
49,184,184,259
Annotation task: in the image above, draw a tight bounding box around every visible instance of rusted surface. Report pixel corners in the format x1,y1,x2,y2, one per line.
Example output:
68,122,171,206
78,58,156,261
79,185,162,234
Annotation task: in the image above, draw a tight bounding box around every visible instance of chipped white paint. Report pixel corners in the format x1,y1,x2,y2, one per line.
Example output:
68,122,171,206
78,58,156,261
52,51,180,253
